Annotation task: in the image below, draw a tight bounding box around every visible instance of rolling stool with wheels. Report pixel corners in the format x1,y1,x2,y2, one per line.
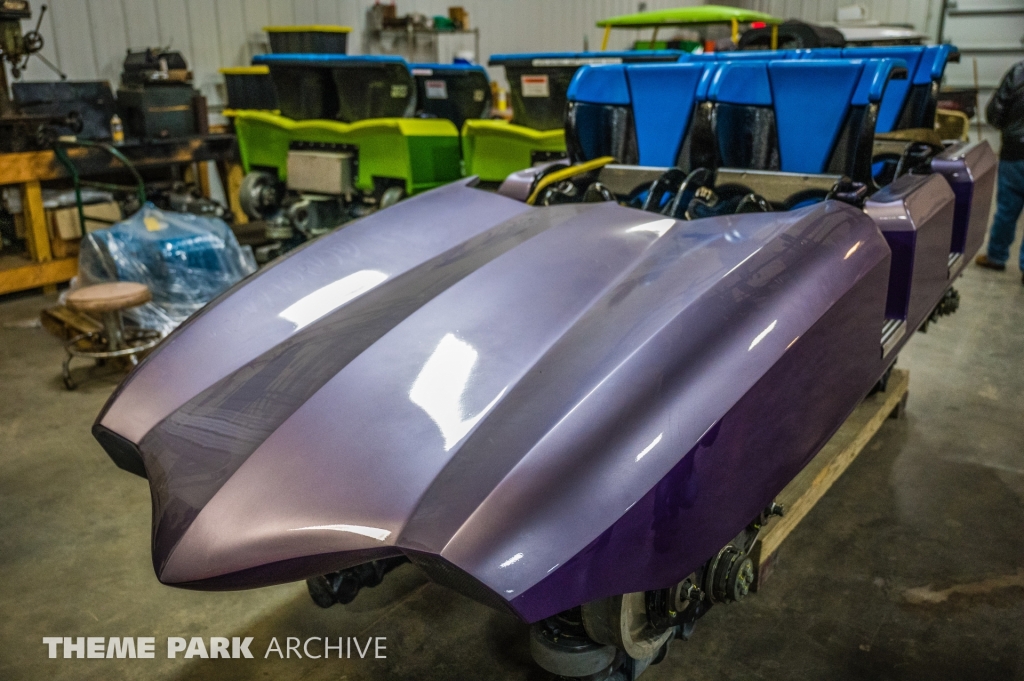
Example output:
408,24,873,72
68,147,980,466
62,282,162,390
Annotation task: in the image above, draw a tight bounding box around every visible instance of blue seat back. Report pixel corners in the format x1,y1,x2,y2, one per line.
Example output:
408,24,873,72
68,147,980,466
770,60,869,174
566,62,712,166
707,58,903,176
627,64,709,166
693,46,947,133
840,45,954,131
702,61,776,170
568,56,904,181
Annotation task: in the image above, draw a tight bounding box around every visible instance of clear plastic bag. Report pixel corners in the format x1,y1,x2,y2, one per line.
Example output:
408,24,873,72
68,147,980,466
76,203,256,335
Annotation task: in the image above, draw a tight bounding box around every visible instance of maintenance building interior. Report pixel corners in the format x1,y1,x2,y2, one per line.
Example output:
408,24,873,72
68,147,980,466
1,1,1022,680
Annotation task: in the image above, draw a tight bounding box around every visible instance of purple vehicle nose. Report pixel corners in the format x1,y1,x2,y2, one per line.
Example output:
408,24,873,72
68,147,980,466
96,179,892,624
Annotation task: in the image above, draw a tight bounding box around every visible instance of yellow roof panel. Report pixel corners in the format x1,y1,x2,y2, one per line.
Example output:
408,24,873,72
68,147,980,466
263,25,352,33
219,66,270,75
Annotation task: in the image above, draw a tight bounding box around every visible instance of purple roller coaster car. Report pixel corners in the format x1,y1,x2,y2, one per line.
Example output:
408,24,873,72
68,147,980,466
93,51,997,674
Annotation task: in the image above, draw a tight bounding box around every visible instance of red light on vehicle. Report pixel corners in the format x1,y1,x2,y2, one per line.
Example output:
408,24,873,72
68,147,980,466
750,21,767,28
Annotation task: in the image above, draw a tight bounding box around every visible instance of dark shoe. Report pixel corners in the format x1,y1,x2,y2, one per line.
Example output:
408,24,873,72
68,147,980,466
975,254,1006,271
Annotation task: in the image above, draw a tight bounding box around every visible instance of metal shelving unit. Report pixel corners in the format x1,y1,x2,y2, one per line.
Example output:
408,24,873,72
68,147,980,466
364,27,480,65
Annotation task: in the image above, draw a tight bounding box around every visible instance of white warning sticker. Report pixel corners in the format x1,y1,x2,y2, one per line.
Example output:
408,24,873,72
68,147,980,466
531,57,622,67
390,84,408,98
521,74,550,98
425,80,448,99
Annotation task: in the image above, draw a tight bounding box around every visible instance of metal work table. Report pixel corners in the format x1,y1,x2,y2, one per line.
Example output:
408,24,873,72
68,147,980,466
0,134,238,297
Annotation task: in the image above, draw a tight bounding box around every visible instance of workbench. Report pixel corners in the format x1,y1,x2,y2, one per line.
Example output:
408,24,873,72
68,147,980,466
0,134,239,297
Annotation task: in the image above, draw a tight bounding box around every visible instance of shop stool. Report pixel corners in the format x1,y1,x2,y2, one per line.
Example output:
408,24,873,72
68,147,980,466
62,282,162,390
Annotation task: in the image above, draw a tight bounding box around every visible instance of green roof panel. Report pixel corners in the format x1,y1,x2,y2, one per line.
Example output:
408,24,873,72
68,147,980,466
598,5,781,28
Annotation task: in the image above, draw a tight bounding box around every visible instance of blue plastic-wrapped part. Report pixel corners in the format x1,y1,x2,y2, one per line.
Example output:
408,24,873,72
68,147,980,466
77,204,257,334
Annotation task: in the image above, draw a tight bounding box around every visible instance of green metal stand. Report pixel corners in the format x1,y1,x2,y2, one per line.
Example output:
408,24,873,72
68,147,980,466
53,140,147,230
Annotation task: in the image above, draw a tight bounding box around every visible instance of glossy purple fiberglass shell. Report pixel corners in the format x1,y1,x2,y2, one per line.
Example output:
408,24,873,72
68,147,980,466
930,140,997,277
864,173,954,330
95,180,891,622
497,162,564,201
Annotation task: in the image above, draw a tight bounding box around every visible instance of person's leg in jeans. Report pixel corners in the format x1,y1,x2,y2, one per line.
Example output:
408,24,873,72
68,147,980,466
986,160,1024,268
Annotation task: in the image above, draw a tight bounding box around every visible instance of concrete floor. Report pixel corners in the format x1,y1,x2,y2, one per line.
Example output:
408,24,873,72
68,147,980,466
2,236,1023,680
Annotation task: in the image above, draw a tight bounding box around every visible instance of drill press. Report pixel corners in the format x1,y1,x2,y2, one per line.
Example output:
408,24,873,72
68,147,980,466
0,1,80,149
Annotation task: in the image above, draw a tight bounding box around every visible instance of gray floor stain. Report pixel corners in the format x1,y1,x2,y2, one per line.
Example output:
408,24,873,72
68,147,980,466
904,571,1024,605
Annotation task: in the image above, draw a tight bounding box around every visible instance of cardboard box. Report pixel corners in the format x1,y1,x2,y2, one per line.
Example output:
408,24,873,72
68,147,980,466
46,201,122,259
48,201,122,240
49,233,79,259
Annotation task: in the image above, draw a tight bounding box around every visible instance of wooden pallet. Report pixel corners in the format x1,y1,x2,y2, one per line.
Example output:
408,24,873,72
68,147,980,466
39,304,103,341
753,368,909,587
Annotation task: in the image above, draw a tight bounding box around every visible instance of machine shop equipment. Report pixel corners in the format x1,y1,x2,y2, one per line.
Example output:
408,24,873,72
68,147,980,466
0,1,83,151
116,48,203,140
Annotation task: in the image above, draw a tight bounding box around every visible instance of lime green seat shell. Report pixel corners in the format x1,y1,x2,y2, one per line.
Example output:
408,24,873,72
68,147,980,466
233,110,461,195
461,119,566,183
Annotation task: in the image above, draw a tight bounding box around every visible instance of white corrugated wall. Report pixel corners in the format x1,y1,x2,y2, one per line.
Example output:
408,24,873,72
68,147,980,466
23,0,1014,126
13,0,709,107
720,0,945,41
